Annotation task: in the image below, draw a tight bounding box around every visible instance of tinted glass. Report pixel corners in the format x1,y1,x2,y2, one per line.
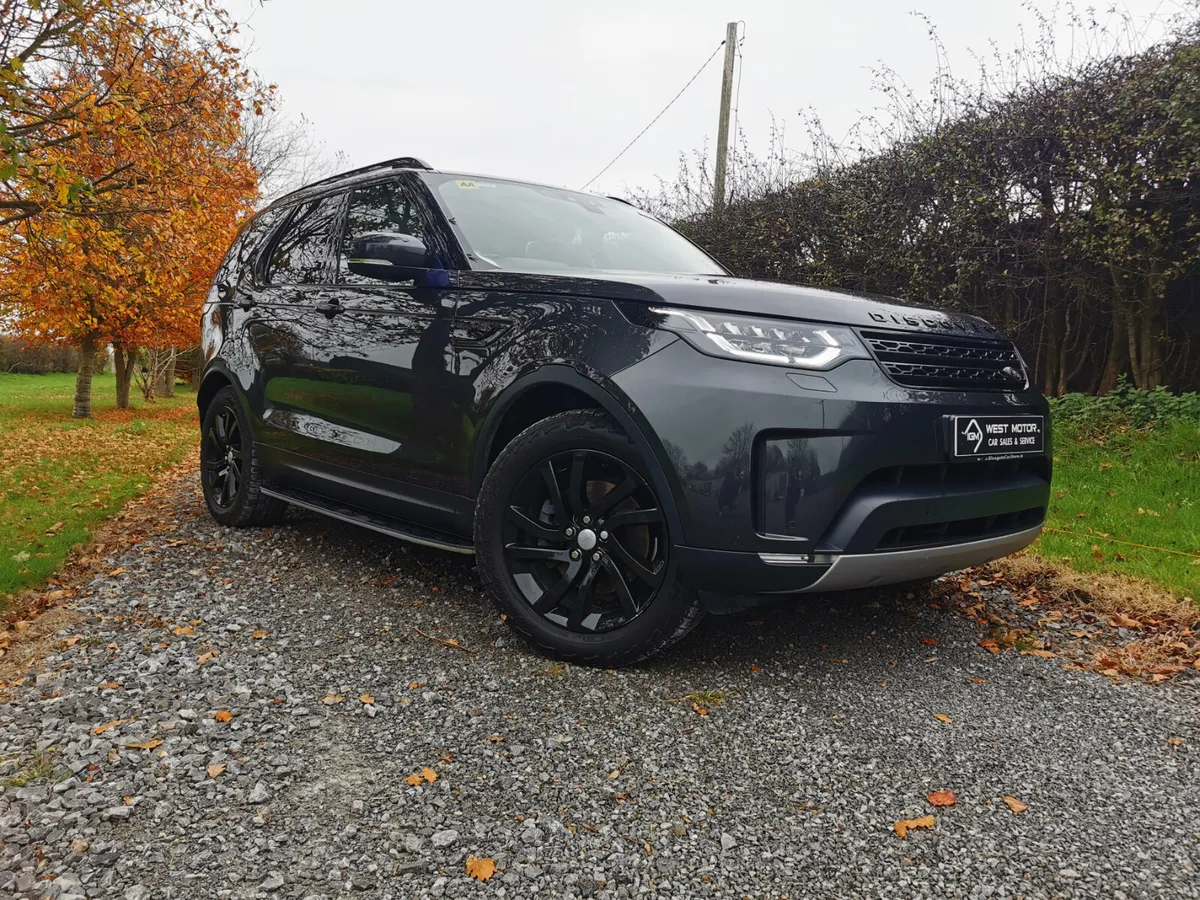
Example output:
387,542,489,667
215,207,284,287
428,175,722,276
267,194,342,284
340,179,425,284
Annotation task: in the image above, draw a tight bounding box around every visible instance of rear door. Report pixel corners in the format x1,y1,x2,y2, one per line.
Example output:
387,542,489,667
298,176,469,531
245,191,347,472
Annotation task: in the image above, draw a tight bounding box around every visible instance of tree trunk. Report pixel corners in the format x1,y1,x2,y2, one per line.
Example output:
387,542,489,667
161,350,176,398
1126,296,1145,389
1139,296,1162,389
73,333,96,419
1099,273,1128,394
113,346,136,409
142,348,159,401
1041,309,1060,396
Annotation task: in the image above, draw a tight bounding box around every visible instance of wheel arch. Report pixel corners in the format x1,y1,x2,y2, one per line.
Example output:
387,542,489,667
472,366,685,543
196,362,253,424
197,368,234,422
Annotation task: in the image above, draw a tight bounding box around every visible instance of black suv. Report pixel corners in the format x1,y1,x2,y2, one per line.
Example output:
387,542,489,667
199,157,1051,666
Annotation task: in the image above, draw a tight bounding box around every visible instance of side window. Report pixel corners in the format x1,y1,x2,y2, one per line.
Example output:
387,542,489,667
267,194,343,285
340,179,426,284
214,207,284,287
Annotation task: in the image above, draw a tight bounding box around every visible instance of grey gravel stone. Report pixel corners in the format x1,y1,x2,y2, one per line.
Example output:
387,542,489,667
260,872,285,891
1,479,1196,900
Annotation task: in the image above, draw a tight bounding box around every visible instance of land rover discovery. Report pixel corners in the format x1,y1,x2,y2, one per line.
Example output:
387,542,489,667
198,156,1051,666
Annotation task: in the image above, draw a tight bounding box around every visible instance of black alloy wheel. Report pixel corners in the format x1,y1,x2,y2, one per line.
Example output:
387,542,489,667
198,386,288,527
476,409,704,666
203,406,244,511
502,449,668,633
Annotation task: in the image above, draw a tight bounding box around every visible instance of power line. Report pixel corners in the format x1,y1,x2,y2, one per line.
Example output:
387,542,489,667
579,40,727,192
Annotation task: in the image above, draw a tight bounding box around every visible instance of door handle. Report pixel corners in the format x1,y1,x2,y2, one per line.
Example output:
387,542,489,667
314,301,343,319
217,282,256,311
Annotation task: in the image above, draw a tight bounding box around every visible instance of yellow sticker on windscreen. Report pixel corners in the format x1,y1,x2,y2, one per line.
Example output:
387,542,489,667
456,180,479,189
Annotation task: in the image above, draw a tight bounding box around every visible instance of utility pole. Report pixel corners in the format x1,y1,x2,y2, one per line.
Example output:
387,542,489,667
712,21,738,213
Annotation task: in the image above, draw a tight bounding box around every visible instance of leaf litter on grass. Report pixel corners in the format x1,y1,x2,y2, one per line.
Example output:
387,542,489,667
935,557,1199,684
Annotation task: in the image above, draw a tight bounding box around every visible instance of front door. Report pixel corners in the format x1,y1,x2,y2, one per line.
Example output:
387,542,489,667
297,177,470,532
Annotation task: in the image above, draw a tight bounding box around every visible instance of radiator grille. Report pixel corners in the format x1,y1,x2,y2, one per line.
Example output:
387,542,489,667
861,329,1026,391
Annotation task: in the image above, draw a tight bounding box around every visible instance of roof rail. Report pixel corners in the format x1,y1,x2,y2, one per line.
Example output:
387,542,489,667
299,156,433,193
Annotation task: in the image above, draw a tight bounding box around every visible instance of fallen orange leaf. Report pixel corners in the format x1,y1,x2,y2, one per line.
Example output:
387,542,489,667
91,718,132,735
893,815,935,838
98,681,120,690
172,625,195,636
692,702,709,716
251,630,268,639
1002,795,1027,814
979,638,1000,655
969,677,988,684
1108,613,1141,629
1021,649,1056,659
124,738,163,751
466,856,497,882
322,694,344,705
421,767,437,783
921,638,939,646
927,790,957,807
214,710,232,723
405,773,423,786
207,762,226,779
933,714,953,724
360,693,375,705
195,651,217,665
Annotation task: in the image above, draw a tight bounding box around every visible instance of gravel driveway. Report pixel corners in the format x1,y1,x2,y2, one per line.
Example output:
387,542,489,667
2,478,1197,900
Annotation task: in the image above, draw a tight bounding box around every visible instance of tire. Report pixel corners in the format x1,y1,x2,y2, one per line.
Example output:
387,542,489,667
474,409,703,667
200,386,288,527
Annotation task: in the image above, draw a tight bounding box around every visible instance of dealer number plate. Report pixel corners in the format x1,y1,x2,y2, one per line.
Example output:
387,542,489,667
950,415,1045,459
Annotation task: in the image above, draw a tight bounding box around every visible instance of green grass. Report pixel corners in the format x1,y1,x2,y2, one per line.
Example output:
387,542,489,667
1,750,57,787
0,372,198,606
1033,418,1200,599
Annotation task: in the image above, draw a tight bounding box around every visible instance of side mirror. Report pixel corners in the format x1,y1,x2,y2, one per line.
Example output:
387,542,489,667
347,232,436,282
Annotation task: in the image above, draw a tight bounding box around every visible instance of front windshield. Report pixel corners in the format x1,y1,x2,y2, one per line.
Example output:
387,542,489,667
426,174,724,276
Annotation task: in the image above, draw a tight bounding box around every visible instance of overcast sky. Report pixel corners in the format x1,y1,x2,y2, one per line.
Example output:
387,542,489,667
227,0,1183,196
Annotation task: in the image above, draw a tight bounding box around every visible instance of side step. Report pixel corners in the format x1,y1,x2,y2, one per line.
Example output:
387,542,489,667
260,486,474,555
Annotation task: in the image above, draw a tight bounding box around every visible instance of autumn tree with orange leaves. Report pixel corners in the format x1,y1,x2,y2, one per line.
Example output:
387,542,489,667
0,0,266,417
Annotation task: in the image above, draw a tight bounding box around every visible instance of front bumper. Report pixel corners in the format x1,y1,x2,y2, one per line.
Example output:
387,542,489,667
765,524,1041,593
610,339,1052,595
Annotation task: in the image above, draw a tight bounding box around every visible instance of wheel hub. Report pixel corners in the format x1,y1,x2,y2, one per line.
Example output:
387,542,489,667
502,449,668,634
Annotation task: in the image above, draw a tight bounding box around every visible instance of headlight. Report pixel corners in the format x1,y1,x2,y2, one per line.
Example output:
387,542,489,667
648,307,868,370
